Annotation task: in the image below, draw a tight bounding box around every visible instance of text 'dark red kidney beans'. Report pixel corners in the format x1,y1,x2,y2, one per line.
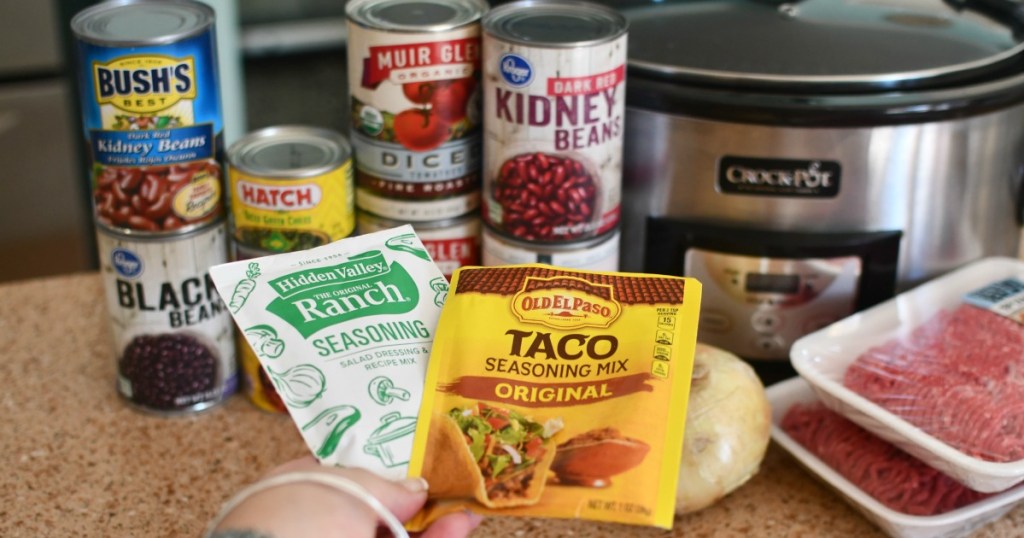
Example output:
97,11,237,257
482,0,627,242
97,221,237,415
72,0,225,235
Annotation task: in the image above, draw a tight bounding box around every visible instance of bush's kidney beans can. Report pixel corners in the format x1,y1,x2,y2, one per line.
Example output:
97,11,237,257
230,241,288,414
97,220,236,415
482,224,620,270
357,210,481,279
346,0,487,221
72,0,225,235
228,126,355,252
482,1,627,242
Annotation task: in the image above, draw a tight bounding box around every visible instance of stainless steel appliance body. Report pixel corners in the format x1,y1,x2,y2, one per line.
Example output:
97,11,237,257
617,0,1024,375
622,105,1024,285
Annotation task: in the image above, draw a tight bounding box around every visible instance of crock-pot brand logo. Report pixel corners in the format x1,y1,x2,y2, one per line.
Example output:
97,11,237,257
112,248,143,279
718,156,841,198
499,53,533,87
512,276,621,330
94,55,196,114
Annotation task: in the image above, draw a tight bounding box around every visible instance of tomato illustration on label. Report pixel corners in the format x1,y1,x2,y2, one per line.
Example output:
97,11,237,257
394,108,449,151
431,78,475,124
403,81,437,105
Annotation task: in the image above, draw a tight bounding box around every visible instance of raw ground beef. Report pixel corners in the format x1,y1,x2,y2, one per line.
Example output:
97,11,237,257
782,403,991,515
843,304,1024,462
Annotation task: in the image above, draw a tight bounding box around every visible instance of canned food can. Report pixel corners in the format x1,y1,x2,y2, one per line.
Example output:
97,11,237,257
97,221,236,414
357,211,481,279
346,0,487,221
482,224,620,270
72,0,225,235
230,241,288,413
228,126,355,252
482,0,628,242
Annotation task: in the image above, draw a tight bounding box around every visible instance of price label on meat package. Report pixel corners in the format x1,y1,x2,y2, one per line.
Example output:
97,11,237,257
209,226,449,479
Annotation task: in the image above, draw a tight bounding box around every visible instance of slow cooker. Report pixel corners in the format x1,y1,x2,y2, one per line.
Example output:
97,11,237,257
617,0,1024,379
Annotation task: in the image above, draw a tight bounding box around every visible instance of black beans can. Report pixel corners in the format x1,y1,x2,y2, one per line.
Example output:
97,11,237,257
97,220,236,414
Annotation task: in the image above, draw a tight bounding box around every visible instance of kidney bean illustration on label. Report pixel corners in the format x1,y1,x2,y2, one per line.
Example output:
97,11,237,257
494,152,598,241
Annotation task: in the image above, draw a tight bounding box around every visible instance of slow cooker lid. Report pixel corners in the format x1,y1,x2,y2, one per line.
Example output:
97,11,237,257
623,0,1024,90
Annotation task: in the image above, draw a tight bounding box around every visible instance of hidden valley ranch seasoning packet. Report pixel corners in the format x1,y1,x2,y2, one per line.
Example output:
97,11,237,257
407,264,702,529
209,226,449,479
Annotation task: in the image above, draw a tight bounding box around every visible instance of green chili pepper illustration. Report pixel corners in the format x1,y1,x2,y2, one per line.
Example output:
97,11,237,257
302,405,361,459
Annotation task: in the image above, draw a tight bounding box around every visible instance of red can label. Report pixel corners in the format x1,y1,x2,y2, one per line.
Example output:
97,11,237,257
357,213,481,279
347,22,482,220
483,33,627,241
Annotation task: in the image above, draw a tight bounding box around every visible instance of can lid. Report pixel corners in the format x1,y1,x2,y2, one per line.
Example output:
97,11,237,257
71,0,214,46
228,126,351,179
346,0,487,33
484,0,628,48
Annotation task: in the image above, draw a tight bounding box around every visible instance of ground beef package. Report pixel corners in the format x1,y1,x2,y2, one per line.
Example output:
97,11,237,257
407,264,702,529
844,276,1024,464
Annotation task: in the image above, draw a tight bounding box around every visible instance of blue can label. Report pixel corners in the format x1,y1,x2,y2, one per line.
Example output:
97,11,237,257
78,32,224,233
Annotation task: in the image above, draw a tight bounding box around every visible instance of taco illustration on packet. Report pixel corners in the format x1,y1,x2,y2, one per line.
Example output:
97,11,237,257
422,403,562,508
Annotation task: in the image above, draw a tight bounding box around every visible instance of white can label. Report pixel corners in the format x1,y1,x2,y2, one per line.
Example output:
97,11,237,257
347,21,482,203
358,214,481,279
483,34,627,242
483,228,620,271
98,224,236,412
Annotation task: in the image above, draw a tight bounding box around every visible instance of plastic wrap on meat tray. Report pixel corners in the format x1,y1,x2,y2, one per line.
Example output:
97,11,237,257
843,303,1024,463
782,402,992,515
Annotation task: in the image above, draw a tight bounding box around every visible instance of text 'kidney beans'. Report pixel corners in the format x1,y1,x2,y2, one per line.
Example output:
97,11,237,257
494,152,598,241
94,160,220,232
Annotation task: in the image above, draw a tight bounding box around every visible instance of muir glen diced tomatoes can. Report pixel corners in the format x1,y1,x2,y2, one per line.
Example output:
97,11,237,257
346,0,487,221
482,0,628,243
356,210,481,279
228,126,355,253
97,220,236,415
72,0,225,235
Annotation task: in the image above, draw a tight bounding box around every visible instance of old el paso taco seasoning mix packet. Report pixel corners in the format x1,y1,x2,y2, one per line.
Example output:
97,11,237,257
407,264,701,529
209,225,449,479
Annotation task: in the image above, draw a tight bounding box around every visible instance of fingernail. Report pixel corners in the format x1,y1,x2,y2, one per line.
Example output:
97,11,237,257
465,510,484,528
399,476,429,493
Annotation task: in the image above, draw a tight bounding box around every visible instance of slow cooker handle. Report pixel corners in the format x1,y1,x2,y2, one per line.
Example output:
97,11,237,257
944,0,1024,36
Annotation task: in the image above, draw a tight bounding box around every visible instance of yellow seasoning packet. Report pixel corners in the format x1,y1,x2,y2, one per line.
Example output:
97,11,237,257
407,264,701,529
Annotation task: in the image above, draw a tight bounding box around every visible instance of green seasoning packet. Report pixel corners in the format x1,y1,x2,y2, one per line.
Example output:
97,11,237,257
209,225,449,479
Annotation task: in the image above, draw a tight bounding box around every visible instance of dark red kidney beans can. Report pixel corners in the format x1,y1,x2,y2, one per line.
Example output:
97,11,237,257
72,0,225,235
97,220,236,414
356,210,481,279
482,0,628,242
346,0,487,221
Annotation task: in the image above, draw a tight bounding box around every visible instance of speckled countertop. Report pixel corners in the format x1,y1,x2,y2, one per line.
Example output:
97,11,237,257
4,272,1024,537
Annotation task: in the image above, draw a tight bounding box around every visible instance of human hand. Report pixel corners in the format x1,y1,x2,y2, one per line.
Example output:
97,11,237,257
208,456,482,538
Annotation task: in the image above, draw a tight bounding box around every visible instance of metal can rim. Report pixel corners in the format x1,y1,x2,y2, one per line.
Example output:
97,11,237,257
346,0,488,33
482,221,620,251
71,0,215,47
483,0,628,49
96,217,226,242
357,209,479,231
228,125,352,179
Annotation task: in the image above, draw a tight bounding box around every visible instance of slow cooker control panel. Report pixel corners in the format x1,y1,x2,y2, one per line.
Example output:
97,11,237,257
685,248,862,360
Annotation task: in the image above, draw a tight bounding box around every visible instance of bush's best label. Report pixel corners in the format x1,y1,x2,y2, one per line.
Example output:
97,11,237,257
483,32,627,242
76,29,224,233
